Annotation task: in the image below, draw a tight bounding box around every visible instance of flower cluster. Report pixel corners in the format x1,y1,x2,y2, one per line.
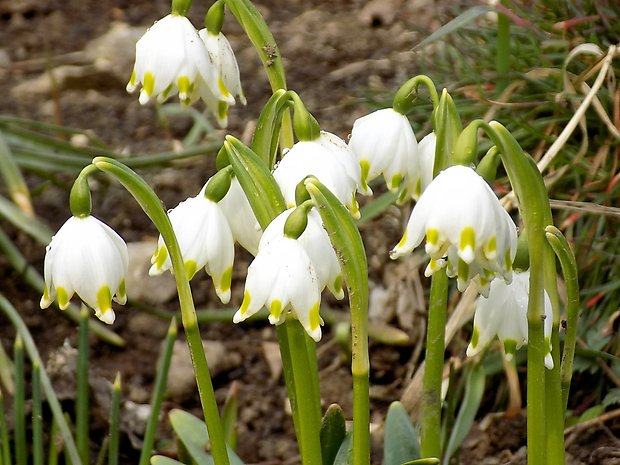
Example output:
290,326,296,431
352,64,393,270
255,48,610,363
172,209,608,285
391,165,517,295
126,14,244,127
233,208,343,342
40,216,128,324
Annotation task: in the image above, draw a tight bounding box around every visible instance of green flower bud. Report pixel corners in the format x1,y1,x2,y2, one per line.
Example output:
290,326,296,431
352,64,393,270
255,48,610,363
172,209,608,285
203,166,233,203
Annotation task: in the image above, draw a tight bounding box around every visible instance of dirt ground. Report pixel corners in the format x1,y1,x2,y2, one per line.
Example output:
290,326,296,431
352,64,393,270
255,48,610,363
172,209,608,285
1,0,619,463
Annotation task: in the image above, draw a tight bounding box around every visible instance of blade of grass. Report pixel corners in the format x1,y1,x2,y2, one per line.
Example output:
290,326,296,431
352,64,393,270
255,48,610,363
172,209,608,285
13,335,26,465
32,363,43,465
76,307,90,464
0,388,12,465
108,372,121,465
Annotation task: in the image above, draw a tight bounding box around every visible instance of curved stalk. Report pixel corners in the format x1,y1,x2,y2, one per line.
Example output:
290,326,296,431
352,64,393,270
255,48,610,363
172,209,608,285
92,157,230,465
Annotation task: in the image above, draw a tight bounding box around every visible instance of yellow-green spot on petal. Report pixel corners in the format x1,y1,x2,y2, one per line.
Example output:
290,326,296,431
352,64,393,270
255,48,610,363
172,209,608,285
162,83,174,100
239,290,251,316
309,302,321,331
360,160,370,191
177,76,192,98
457,258,469,284
185,260,198,280
333,275,343,294
459,226,476,263
118,279,126,298
426,228,439,247
218,76,231,98
396,230,408,249
220,267,233,292
153,246,169,270
503,339,518,359
390,173,403,191
470,326,479,349
128,69,136,87
270,299,283,320
504,249,513,272
218,101,229,121
57,287,70,310
349,195,360,219
97,285,112,312
484,236,497,259
143,72,155,96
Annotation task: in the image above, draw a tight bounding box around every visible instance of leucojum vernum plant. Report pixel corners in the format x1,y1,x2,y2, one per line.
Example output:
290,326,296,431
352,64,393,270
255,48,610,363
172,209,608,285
33,0,581,464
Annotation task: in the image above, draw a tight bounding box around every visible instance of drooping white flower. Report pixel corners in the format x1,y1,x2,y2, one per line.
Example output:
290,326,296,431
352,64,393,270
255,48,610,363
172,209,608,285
197,29,245,128
126,14,234,110
233,235,323,341
149,193,234,304
260,208,343,299
391,165,517,293
273,133,360,217
467,270,554,369
40,216,128,324
348,108,419,194
404,131,436,199
217,177,262,256
317,131,366,195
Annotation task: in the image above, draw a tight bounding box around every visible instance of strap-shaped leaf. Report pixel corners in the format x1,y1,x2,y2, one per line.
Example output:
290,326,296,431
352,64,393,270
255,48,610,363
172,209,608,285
320,404,347,465
384,402,421,465
150,457,186,465
224,136,286,229
169,409,245,465
251,89,291,168
433,89,462,173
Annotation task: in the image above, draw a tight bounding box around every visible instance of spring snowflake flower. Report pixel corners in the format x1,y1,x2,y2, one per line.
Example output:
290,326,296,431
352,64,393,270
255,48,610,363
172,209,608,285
348,108,418,194
260,208,344,299
467,270,554,369
197,29,246,128
391,165,517,294
273,132,360,217
40,216,128,324
217,177,262,256
149,193,234,304
404,131,436,199
233,234,323,342
126,14,234,111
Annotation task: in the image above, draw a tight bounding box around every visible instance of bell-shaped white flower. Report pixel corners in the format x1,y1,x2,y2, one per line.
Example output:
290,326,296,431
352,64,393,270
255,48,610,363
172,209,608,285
197,29,245,128
233,235,323,342
391,165,517,293
317,131,367,195
260,209,344,300
467,270,554,369
348,108,418,194
273,133,360,217
149,193,234,304
126,14,234,110
40,216,128,324
404,132,436,199
217,177,262,256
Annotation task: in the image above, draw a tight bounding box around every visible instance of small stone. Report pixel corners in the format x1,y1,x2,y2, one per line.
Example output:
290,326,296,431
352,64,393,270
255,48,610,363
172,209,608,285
262,341,282,380
125,241,177,304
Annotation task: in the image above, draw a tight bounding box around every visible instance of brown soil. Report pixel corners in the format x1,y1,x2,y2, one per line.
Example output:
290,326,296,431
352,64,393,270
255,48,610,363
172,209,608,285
1,0,619,464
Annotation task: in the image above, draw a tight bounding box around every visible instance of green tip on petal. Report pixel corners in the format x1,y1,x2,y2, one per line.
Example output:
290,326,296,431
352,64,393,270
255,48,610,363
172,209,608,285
459,226,476,263
184,260,198,280
215,267,233,304
360,160,370,191
152,246,169,270
97,286,112,313
309,302,321,331
143,72,155,97
269,299,283,321
484,236,497,260
503,339,518,360
218,76,231,98
40,288,52,309
57,287,70,310
395,230,408,250
470,326,479,349
426,228,440,248
115,280,127,305
218,100,229,123
238,290,251,317
457,258,470,285
389,173,403,191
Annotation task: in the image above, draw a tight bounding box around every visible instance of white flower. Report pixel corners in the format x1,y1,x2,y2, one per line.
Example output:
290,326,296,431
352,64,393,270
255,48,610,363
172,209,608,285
126,14,234,110
404,131,436,199
40,216,128,324
273,133,360,217
217,177,262,256
149,193,234,304
197,29,246,128
348,108,418,194
317,131,366,195
260,208,344,299
466,271,554,369
233,235,323,342
391,165,517,293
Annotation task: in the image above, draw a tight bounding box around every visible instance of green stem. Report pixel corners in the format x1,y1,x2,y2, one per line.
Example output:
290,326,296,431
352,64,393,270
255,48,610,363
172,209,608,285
0,389,10,465
138,319,178,465
108,373,122,465
76,307,90,465
92,157,230,465
420,272,448,459
392,75,440,115
31,364,43,465
277,320,323,465
0,294,82,465
496,6,510,93
13,335,26,465
545,225,580,412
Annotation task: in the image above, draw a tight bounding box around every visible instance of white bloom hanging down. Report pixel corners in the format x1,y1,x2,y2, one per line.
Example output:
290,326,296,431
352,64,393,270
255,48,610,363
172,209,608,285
391,165,517,294
197,29,246,127
40,216,128,325
260,208,344,300
405,131,436,199
348,108,419,194
467,270,554,369
317,131,365,195
273,133,360,217
149,193,234,304
217,177,262,256
126,14,234,111
233,234,323,342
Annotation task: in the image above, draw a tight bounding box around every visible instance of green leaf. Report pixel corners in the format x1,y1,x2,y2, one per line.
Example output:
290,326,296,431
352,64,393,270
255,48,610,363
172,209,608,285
332,431,352,465
383,401,421,465
169,409,244,465
224,136,286,229
413,6,494,51
320,404,347,465
221,384,239,450
442,364,486,464
357,191,398,225
251,89,291,168
150,456,186,465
